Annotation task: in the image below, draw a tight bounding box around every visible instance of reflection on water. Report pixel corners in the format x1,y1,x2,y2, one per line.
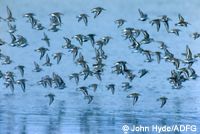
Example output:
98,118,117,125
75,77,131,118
0,98,199,134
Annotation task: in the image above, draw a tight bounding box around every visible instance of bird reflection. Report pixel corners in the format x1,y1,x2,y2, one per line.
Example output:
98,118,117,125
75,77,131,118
45,100,66,134
19,117,27,134
79,109,93,134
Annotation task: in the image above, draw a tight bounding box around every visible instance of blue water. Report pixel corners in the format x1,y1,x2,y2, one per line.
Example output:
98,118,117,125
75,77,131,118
0,0,200,134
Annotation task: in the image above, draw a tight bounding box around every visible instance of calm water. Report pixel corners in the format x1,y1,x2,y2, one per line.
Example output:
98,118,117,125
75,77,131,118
0,0,200,134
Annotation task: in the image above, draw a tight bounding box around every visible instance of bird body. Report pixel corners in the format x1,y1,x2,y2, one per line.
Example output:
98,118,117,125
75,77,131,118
45,93,55,105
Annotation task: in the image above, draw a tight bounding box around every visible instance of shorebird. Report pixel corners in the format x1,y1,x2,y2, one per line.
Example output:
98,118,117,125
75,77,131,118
150,19,161,32
127,93,140,105
175,14,190,27
122,27,135,40
49,12,63,26
33,61,42,72
43,54,52,66
79,86,89,96
52,52,65,64
79,86,94,104
160,15,171,31
93,70,102,81
80,65,93,80
23,13,44,30
35,47,49,60
157,96,168,108
183,45,196,66
188,67,198,79
87,34,96,47
52,73,66,89
12,35,28,47
5,6,15,22
48,25,60,32
171,58,180,69
138,9,148,21
190,32,200,40
101,36,112,45
125,70,137,82
83,95,93,104
114,19,126,28
76,14,89,26
138,69,148,78
140,30,154,44
45,93,55,105
154,51,162,64
38,75,53,88
16,79,27,92
62,37,73,49
168,28,181,36
4,79,15,94
7,22,17,33
41,32,50,47
69,73,80,85
91,7,105,18
23,12,37,28
2,56,12,65
0,38,6,46
72,34,88,46
194,53,200,59
9,33,17,46
122,82,132,91
88,84,98,92
23,12,35,19
106,84,115,95
69,46,81,60
3,71,15,82
142,50,153,62
156,41,168,50
14,65,25,77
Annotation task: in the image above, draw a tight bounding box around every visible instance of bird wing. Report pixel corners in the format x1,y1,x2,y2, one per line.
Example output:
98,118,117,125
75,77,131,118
138,9,144,16
83,16,88,26
10,33,16,42
161,99,167,108
186,45,192,59
34,61,40,68
178,14,184,22
7,6,12,18
46,54,50,63
156,52,161,64
49,95,54,105
20,81,26,92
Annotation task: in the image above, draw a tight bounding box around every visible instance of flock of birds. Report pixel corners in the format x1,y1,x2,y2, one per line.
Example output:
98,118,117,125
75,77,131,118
0,6,200,108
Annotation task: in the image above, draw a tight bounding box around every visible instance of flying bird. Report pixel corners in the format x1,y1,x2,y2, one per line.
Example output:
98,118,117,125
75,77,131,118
127,93,140,105
157,96,168,108
45,93,55,105
91,7,105,18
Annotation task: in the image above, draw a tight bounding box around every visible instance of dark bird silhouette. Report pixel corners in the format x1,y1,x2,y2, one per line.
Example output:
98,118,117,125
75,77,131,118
35,47,49,60
91,7,105,18
175,14,190,27
138,9,148,21
16,79,27,92
157,96,168,108
127,93,140,105
114,19,126,28
14,65,25,77
41,32,50,47
45,93,55,105
77,14,89,26
106,84,115,95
